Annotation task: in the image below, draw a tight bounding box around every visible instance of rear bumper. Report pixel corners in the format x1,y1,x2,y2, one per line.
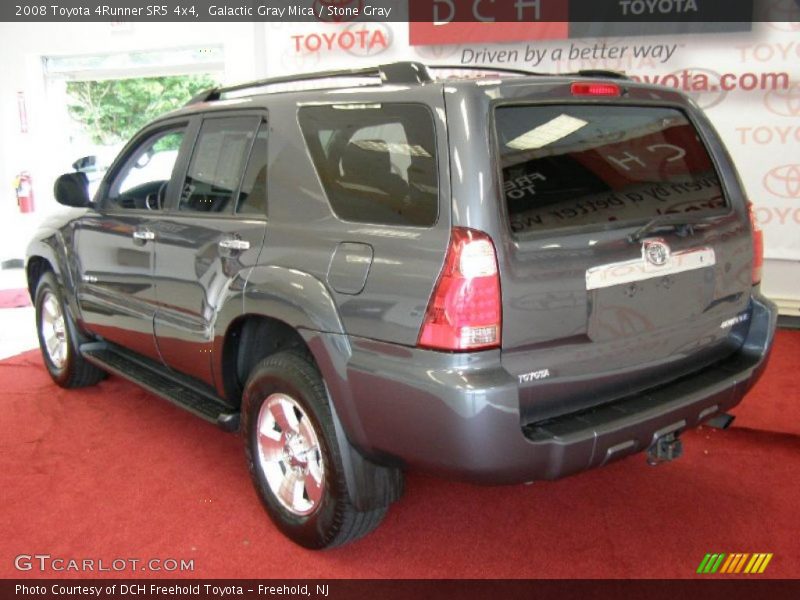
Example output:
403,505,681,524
336,293,777,484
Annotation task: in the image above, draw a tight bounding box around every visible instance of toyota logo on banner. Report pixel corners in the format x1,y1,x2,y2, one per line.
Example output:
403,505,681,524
763,164,800,199
342,22,393,57
764,82,800,117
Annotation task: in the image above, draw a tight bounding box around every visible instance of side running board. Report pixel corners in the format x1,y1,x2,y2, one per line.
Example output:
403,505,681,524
81,342,240,432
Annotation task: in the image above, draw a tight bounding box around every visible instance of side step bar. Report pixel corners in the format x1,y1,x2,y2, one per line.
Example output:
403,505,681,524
81,343,240,432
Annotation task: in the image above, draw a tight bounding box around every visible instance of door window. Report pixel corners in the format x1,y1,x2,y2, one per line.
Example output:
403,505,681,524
107,128,185,210
179,117,258,213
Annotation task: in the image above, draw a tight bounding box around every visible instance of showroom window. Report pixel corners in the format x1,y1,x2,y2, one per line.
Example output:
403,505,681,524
298,103,438,227
179,116,259,213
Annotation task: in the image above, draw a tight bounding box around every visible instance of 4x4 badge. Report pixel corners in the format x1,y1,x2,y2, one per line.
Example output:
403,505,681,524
643,239,670,267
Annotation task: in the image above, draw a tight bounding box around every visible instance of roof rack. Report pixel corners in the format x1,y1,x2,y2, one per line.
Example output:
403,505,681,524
186,62,434,105
185,61,631,105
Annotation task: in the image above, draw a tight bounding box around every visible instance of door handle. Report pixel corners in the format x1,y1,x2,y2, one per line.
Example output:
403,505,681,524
132,230,155,241
218,239,250,251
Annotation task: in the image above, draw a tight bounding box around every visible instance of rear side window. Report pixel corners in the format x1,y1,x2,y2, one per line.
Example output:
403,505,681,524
298,104,438,227
494,105,727,236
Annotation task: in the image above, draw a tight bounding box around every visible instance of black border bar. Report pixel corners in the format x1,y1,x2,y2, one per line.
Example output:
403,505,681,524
4,579,800,600
3,0,798,23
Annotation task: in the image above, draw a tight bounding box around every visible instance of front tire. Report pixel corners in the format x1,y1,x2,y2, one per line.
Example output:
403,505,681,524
34,271,104,388
242,350,387,549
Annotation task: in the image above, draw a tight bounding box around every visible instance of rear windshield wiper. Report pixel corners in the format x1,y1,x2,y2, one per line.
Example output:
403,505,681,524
628,213,719,243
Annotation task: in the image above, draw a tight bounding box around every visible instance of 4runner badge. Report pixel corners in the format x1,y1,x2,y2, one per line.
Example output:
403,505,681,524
643,239,670,267
720,313,750,329
519,369,551,384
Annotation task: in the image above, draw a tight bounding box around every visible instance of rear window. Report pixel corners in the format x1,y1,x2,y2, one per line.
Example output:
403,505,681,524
494,105,727,236
298,103,438,227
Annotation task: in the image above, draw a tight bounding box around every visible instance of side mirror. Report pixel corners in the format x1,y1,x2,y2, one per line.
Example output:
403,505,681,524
72,155,97,172
54,172,91,208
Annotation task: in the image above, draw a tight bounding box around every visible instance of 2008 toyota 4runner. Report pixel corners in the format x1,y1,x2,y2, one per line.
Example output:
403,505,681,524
26,62,777,548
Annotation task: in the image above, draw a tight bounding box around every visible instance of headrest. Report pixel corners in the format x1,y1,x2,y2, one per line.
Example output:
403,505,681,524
340,140,391,180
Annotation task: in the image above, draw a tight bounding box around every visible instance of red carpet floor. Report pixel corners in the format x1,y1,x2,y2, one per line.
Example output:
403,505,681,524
1,331,798,579
0,288,31,309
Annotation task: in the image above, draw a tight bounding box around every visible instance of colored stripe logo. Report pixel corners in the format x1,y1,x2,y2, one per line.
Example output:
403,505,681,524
697,553,773,574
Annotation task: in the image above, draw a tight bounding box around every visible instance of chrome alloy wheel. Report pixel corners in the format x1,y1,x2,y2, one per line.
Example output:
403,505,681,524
40,291,67,370
256,393,324,516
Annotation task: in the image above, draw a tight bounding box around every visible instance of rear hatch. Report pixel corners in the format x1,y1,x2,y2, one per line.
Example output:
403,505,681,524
493,86,754,425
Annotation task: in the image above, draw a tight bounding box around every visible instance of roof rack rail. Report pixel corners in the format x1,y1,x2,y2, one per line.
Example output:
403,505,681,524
428,64,629,80
184,62,631,105
186,62,434,105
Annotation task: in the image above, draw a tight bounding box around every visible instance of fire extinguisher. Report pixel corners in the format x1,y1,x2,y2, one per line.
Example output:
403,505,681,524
14,171,35,213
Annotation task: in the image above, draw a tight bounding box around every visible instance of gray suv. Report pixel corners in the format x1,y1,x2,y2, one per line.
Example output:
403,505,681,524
26,62,777,548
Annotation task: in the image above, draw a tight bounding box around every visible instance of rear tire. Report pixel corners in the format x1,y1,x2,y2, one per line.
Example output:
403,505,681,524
242,350,388,549
34,271,105,388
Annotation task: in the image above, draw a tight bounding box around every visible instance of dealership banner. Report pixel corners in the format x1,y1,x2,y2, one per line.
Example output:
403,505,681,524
408,0,757,45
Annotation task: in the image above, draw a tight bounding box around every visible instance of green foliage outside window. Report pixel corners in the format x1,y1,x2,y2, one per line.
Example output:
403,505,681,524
66,74,216,145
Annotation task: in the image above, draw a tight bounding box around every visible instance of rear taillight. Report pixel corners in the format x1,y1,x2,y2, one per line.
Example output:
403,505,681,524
748,204,764,285
571,82,621,97
418,228,502,352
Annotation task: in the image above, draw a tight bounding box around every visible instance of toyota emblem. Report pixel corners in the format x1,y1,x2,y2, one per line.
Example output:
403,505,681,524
643,239,670,267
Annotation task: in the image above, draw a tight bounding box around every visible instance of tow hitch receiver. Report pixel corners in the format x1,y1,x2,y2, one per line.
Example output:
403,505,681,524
647,433,683,466
705,413,735,430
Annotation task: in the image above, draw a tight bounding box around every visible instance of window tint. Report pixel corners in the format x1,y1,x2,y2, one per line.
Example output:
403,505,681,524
235,123,268,216
298,104,438,227
179,117,257,213
108,128,185,210
494,105,727,236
